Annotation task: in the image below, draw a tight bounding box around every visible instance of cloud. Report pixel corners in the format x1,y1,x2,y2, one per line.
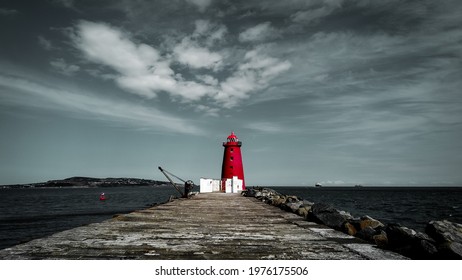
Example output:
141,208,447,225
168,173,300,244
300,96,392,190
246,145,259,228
196,74,218,86
194,104,219,117
192,19,227,47
0,73,203,135
0,8,18,16
50,58,80,76
72,20,215,101
290,6,336,25
73,21,161,76
320,180,346,185
173,37,223,70
245,122,289,133
216,46,291,107
172,20,226,69
186,0,212,12
52,0,75,9
238,22,279,42
37,36,55,51
70,20,291,110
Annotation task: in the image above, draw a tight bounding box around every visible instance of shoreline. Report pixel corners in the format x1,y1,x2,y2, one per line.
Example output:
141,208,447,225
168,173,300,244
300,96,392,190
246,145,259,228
244,187,462,259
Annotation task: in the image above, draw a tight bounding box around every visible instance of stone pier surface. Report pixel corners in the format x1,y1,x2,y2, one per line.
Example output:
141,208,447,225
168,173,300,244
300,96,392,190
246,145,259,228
0,193,406,260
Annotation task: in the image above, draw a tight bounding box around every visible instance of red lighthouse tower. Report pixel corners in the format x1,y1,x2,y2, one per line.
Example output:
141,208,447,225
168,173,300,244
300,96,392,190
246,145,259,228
221,132,245,192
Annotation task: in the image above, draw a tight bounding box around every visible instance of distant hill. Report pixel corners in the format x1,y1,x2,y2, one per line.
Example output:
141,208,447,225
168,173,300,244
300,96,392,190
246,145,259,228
1,177,169,189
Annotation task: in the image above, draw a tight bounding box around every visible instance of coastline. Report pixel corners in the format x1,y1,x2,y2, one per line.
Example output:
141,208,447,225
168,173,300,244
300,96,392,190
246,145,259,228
0,177,168,189
244,187,462,259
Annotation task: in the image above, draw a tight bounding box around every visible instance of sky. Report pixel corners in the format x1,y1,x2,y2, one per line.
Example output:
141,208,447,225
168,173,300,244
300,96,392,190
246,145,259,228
0,0,461,186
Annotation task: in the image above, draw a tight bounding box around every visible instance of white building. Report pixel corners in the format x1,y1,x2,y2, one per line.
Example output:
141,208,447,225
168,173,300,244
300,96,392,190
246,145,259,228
199,176,243,193
199,178,221,193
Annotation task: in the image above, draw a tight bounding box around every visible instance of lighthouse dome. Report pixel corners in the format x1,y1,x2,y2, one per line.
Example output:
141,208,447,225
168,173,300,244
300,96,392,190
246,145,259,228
227,131,238,142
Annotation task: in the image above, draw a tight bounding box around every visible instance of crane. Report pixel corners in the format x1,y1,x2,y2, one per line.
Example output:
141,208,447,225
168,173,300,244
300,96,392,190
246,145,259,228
158,166,195,198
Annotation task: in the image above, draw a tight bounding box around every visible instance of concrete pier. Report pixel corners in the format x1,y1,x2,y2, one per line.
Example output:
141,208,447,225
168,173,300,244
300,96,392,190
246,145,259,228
0,193,406,260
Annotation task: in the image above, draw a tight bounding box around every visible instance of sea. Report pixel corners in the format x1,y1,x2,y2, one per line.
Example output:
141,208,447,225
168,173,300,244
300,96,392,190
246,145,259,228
0,185,461,250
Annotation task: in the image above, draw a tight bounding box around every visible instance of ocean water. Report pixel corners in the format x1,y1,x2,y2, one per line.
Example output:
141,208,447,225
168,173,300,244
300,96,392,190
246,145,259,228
272,186,462,233
0,185,176,250
0,186,461,250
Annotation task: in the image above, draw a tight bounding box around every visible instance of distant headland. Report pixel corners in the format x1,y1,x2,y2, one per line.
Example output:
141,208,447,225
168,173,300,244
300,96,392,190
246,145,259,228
1,177,168,189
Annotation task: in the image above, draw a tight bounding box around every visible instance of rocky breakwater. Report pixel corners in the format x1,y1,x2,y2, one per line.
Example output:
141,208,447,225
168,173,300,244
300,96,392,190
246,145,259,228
243,187,462,260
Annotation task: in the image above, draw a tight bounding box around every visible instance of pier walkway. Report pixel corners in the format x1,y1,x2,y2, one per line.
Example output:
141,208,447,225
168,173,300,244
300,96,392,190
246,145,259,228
0,193,405,259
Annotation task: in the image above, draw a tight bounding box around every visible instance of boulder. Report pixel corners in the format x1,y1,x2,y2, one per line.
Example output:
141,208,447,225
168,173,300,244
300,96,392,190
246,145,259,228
355,226,378,242
443,242,462,259
418,239,439,257
285,195,300,203
302,200,314,207
373,230,388,248
426,220,462,244
359,215,384,230
426,220,462,259
296,206,310,219
308,203,353,230
385,223,439,259
385,223,416,247
271,196,286,207
343,222,357,236
282,201,304,213
271,197,286,207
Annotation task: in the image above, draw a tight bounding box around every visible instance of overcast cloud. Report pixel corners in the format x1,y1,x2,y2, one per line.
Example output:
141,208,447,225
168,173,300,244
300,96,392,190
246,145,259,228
0,0,461,186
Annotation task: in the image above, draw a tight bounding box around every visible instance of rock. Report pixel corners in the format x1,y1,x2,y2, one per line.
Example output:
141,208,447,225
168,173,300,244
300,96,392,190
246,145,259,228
385,223,439,259
444,242,462,259
302,200,314,207
355,226,378,242
285,196,300,203
418,239,438,257
344,222,357,236
426,220,462,259
282,201,304,213
373,231,388,248
426,220,462,244
309,203,353,230
271,196,286,207
359,215,384,230
385,223,416,246
296,206,310,219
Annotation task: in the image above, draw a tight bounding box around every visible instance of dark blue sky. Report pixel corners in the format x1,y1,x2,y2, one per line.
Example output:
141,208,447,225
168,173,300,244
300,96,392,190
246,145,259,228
1,0,461,186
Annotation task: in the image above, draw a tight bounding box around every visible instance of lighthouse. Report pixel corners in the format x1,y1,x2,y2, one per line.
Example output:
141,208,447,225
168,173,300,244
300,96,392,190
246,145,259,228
221,131,245,192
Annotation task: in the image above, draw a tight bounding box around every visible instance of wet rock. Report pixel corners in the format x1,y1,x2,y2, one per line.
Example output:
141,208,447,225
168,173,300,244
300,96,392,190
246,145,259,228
309,203,353,231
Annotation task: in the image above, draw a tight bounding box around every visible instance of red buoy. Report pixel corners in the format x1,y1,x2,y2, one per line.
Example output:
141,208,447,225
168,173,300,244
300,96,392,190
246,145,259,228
221,132,245,192
99,193,106,201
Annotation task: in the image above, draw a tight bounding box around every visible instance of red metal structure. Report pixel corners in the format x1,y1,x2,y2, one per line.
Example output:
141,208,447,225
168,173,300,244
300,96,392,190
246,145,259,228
221,132,245,190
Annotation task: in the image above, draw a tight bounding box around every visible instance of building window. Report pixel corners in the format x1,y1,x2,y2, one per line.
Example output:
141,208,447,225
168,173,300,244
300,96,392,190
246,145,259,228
230,156,234,161
230,148,234,152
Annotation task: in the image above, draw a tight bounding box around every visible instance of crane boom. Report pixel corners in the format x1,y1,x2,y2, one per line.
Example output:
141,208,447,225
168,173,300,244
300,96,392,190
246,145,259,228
158,166,185,197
